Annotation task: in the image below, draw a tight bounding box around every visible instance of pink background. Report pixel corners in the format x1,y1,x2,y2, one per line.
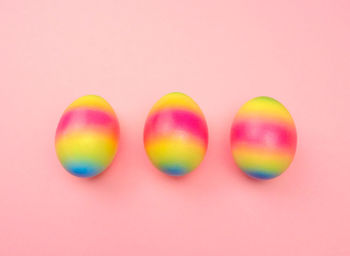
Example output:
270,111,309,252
1,0,350,255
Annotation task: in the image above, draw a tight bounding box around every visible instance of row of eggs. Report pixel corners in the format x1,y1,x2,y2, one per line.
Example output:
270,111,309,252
55,93,297,180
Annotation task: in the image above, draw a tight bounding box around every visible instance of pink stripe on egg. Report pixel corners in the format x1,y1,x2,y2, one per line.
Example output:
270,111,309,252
56,108,118,137
144,109,208,145
231,120,297,151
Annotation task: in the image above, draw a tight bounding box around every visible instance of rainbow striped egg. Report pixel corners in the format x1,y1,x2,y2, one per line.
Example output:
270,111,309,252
230,96,297,179
144,92,208,176
55,95,119,177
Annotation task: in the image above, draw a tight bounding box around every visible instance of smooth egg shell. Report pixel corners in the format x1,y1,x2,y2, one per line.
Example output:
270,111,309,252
144,92,208,176
230,96,297,179
55,95,119,177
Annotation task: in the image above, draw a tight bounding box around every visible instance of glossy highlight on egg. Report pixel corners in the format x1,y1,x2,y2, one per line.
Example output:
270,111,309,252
144,92,208,176
55,95,119,177
230,96,297,179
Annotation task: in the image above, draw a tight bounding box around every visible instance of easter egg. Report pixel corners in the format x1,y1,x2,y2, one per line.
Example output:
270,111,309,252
55,95,119,177
144,92,208,176
230,96,297,179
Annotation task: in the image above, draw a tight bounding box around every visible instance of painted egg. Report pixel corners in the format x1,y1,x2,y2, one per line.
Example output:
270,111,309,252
55,95,119,177
230,96,297,179
144,92,208,176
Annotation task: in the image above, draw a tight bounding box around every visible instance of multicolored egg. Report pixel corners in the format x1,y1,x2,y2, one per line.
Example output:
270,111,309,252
144,92,208,176
230,96,297,179
55,95,119,177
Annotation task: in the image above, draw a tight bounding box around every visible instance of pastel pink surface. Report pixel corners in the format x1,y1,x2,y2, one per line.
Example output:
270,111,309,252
0,0,349,255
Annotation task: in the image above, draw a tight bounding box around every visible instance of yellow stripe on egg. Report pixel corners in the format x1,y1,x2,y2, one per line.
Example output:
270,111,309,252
145,136,206,172
65,95,116,116
237,96,295,125
148,92,205,118
56,131,118,167
232,143,294,175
